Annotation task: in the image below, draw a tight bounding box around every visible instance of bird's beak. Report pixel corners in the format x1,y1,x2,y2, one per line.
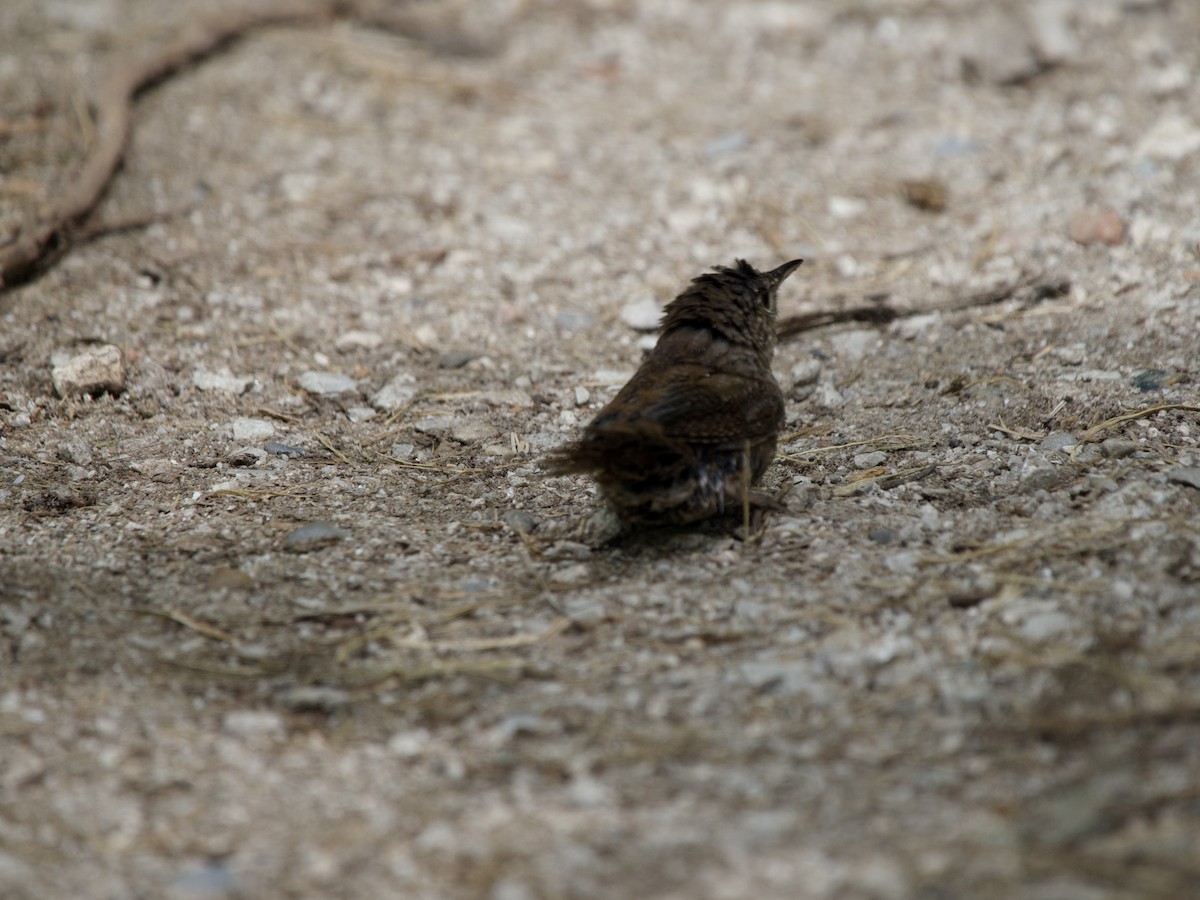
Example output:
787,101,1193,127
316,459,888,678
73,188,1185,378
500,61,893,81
767,259,804,286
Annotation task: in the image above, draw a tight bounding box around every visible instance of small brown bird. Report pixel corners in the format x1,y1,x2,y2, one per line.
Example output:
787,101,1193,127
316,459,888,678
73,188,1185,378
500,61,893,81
548,258,803,532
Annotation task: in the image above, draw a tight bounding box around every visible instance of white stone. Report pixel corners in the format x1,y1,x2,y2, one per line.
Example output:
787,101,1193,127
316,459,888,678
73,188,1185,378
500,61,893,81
192,367,251,394
335,329,384,350
231,417,275,442
1137,115,1200,161
372,373,418,410
297,370,358,395
828,196,867,219
51,345,125,397
1020,611,1074,642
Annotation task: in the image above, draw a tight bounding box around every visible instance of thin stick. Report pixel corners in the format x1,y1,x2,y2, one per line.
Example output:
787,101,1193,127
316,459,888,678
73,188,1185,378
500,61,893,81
387,617,570,652
1073,403,1200,452
132,607,237,643
0,0,341,290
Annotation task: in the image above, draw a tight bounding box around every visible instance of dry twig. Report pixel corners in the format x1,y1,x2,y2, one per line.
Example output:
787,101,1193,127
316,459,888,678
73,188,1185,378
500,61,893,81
0,0,342,290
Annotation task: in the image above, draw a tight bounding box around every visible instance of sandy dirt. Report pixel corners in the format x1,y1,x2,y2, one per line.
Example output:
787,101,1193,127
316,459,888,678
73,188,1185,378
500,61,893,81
2,1,1200,897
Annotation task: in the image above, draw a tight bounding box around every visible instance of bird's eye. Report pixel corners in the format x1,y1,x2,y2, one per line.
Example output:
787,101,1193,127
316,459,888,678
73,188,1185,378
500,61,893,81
760,290,774,309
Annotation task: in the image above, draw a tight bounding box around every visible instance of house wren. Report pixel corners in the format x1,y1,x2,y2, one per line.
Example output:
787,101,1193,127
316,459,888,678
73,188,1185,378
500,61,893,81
547,258,803,535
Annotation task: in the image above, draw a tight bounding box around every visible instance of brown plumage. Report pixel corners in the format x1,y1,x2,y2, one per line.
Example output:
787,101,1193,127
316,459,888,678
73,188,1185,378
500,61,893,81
548,258,802,527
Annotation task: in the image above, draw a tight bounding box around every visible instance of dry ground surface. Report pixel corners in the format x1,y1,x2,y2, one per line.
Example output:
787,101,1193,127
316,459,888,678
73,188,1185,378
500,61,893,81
3,0,1200,897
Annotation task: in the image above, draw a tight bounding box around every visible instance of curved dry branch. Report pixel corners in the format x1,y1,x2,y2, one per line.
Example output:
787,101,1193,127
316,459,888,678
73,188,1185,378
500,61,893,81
0,0,342,291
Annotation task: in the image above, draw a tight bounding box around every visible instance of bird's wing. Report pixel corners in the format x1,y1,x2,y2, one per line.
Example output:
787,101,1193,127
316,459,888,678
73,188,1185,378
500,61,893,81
636,372,784,446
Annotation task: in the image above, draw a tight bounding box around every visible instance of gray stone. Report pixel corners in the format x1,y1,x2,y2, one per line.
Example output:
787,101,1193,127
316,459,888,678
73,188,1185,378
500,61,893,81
1019,456,1060,491
438,349,477,369
284,521,348,552
789,358,822,400
853,451,888,469
554,311,595,330
264,442,305,457
960,9,1039,85
1029,0,1079,66
413,415,456,437
450,419,500,443
501,509,538,535
1167,467,1200,491
55,436,93,466
1040,431,1077,453
830,329,877,364
814,381,845,410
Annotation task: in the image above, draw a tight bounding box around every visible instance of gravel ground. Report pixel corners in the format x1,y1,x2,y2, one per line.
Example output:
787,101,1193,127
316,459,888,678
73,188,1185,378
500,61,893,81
2,1,1200,897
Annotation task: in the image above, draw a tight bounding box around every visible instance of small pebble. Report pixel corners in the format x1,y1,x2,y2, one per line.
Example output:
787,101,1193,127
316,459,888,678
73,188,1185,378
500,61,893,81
814,381,845,410
413,323,439,348
346,406,376,423
867,527,895,545
1053,345,1086,366
222,710,283,738
853,451,888,469
231,417,275,442
284,521,348,553
1020,611,1074,643
438,350,477,369
450,419,500,443
574,386,591,407
554,311,596,330
947,575,1000,609
413,415,456,437
335,330,383,350
1029,0,1079,65
790,358,822,395
192,367,251,394
371,373,418,410
703,131,747,157
828,196,866,219
276,686,350,712
1019,457,1060,491
297,370,358,395
1131,369,1179,392
206,566,255,591
226,447,266,467
960,10,1040,85
168,861,238,898
1136,114,1200,162
55,437,93,466
900,178,948,212
51,345,125,397
1040,431,1077,453
1068,208,1125,246
1100,438,1138,459
501,509,538,535
619,299,663,332
1167,467,1200,491
264,442,305,457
